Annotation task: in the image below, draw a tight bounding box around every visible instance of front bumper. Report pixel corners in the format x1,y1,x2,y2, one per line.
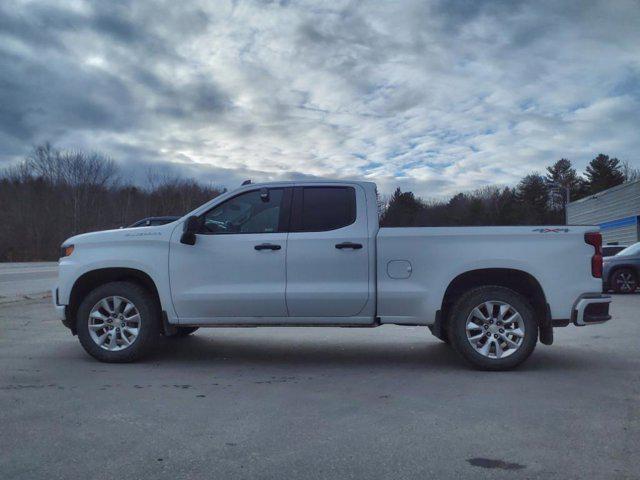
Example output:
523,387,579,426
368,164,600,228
572,294,612,326
52,288,71,329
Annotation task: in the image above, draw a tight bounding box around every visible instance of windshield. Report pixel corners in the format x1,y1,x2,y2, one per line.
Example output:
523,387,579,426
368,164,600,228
615,242,640,256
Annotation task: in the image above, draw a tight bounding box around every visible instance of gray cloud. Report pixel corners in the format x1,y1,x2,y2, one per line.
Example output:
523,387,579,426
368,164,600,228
0,0,639,197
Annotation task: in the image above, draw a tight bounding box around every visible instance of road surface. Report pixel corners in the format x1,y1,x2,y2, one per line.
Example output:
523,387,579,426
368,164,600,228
0,262,57,304
0,289,638,479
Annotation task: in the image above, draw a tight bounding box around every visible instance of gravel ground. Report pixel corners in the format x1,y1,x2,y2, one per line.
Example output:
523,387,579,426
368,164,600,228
0,294,638,480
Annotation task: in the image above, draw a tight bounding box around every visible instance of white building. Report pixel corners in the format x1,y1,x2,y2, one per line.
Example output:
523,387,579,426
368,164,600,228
567,180,640,245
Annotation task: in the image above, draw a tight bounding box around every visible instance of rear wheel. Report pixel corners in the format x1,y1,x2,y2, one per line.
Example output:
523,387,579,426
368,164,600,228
447,286,538,371
76,281,161,363
612,268,638,294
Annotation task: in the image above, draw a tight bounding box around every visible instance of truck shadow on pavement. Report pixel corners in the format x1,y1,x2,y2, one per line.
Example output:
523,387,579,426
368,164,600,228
150,335,466,370
103,333,619,372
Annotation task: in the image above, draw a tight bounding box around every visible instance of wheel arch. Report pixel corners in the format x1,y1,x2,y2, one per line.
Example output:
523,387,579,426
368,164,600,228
68,268,161,335
437,268,552,345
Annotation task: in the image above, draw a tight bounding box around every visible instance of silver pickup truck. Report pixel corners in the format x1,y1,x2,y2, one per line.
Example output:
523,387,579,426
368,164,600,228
53,180,611,370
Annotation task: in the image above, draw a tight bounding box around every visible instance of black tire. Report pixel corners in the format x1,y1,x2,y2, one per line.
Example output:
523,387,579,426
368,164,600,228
76,281,161,363
165,327,199,338
447,286,538,371
611,268,638,294
428,325,449,344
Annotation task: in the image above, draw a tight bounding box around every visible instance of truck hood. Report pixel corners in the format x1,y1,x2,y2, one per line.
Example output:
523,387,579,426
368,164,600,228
62,225,172,247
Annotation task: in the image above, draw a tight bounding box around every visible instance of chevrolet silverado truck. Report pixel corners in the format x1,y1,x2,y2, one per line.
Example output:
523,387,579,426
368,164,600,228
53,181,611,370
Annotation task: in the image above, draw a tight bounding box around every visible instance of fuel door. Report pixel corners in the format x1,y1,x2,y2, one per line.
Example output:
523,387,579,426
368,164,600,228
387,260,412,279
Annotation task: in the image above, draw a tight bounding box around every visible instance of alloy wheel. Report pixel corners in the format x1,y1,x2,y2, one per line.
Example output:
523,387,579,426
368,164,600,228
616,272,637,293
88,296,141,351
465,301,525,359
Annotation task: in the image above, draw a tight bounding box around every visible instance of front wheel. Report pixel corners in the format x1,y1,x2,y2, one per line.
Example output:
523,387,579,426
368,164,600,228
76,281,161,363
447,286,538,371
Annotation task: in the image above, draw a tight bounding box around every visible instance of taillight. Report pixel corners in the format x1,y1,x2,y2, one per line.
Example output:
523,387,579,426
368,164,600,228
584,231,602,278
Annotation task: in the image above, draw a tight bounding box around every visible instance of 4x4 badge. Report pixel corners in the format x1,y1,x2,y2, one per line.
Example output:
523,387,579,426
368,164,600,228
532,228,570,233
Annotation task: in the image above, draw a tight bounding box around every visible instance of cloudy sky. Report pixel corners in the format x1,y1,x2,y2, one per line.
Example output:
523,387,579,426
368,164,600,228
1,0,639,197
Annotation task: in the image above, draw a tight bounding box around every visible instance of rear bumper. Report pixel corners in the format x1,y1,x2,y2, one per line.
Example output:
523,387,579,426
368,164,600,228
572,293,612,326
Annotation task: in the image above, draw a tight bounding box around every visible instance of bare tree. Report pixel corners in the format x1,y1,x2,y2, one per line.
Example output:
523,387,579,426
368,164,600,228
622,160,640,183
0,144,222,261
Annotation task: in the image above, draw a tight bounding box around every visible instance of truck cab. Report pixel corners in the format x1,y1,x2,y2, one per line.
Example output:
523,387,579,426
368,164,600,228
169,182,377,324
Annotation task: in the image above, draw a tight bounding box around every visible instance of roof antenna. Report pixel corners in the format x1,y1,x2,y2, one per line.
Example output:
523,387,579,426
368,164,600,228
241,179,252,185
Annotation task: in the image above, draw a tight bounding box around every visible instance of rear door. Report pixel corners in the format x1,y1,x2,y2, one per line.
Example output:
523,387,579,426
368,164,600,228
285,185,370,318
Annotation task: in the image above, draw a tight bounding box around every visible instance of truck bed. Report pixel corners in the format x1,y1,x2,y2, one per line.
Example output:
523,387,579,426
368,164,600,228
376,226,601,325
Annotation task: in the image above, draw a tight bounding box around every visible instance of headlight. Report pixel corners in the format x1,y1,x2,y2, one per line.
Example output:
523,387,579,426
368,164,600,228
60,245,74,257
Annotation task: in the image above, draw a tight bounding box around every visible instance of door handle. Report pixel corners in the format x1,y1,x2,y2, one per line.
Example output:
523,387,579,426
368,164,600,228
335,242,363,250
255,243,281,251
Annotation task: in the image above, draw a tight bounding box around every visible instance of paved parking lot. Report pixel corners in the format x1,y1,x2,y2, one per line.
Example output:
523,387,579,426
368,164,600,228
1,293,639,480
0,262,56,304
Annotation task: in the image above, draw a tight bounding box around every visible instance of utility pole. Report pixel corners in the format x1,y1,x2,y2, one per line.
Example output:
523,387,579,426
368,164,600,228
564,186,570,225
549,182,570,225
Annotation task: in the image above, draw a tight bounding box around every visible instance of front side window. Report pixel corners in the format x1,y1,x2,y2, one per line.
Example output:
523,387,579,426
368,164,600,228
300,187,356,232
201,189,284,234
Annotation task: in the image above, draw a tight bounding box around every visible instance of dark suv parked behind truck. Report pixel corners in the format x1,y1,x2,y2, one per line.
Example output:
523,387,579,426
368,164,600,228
603,242,640,293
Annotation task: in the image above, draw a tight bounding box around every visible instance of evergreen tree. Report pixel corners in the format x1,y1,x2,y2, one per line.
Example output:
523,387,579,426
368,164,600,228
447,192,470,225
380,188,423,227
585,154,625,194
545,159,585,208
496,187,520,225
516,174,550,224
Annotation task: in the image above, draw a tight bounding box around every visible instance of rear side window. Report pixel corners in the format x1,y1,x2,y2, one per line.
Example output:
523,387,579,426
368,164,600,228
299,187,356,232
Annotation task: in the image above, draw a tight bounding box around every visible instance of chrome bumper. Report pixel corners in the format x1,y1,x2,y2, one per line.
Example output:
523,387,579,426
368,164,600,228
572,294,612,326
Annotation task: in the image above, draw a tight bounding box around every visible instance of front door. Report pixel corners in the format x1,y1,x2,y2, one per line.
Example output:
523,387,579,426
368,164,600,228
169,187,290,322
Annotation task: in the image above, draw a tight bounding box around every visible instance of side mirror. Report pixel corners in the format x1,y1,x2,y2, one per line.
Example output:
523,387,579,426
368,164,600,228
180,215,200,245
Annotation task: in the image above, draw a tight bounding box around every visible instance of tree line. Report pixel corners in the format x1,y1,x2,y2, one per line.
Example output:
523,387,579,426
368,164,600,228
380,154,637,227
1,144,637,261
1,144,223,261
